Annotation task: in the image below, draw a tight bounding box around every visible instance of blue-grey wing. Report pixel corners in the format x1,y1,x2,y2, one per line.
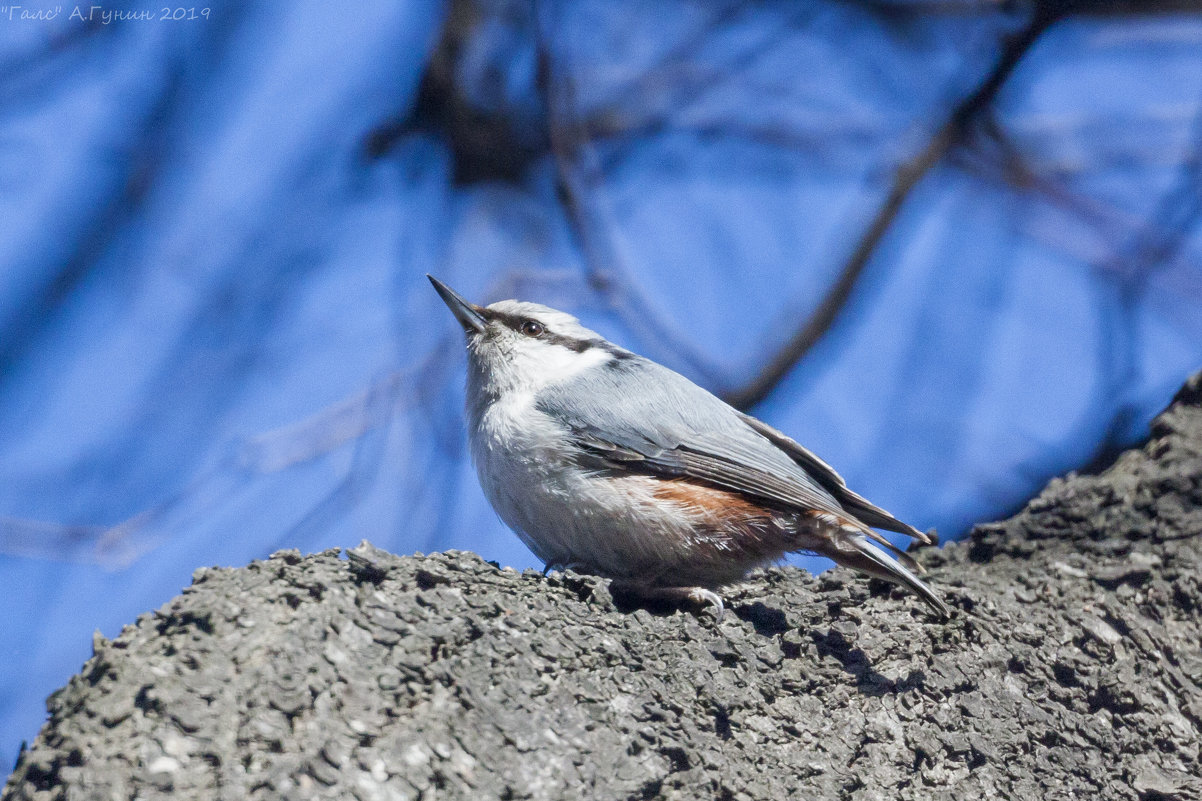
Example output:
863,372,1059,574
534,355,853,521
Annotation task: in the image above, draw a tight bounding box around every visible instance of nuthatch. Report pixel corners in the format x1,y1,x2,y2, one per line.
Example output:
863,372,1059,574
429,275,950,618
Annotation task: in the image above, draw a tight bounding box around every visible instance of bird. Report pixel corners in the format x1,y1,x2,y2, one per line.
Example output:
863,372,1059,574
429,275,950,619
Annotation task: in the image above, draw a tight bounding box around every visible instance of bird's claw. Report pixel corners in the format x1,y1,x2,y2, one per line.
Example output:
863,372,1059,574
687,587,726,620
631,585,725,620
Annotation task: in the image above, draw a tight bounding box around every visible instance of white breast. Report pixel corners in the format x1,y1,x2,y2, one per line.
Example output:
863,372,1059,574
468,383,700,577
469,388,578,564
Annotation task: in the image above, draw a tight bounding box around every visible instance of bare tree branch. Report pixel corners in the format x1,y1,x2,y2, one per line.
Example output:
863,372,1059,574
722,6,1065,411
8,373,1202,799
535,8,733,386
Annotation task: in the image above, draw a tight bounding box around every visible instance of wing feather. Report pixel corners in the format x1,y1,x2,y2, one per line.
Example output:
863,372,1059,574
536,356,886,528
737,413,931,543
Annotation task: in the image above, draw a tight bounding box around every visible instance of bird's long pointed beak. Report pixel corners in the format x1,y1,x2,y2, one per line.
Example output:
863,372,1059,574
428,275,488,334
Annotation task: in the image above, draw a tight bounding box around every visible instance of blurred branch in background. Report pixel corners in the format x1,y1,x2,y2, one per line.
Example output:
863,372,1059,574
0,356,430,564
724,3,1063,410
536,11,737,389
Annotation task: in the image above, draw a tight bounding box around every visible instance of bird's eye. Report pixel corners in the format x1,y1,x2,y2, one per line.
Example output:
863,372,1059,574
520,320,545,337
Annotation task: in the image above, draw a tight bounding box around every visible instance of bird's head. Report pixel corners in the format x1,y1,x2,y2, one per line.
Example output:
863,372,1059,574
428,275,621,400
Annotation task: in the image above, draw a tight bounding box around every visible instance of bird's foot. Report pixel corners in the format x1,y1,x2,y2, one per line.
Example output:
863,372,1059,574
634,585,726,620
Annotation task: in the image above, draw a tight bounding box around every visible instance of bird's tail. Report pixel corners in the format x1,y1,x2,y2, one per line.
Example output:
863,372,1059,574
821,526,951,619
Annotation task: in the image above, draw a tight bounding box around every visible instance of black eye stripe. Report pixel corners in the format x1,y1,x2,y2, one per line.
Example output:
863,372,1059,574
546,334,594,353
478,307,598,352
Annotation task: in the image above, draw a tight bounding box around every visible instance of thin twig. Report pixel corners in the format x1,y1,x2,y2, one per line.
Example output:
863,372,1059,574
722,6,1064,411
535,6,732,385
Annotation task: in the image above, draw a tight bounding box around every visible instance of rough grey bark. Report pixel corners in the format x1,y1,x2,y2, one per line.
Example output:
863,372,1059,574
5,375,1202,801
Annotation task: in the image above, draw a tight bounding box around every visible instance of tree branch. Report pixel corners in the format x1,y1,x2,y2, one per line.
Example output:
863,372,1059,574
722,6,1063,411
6,372,1202,799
